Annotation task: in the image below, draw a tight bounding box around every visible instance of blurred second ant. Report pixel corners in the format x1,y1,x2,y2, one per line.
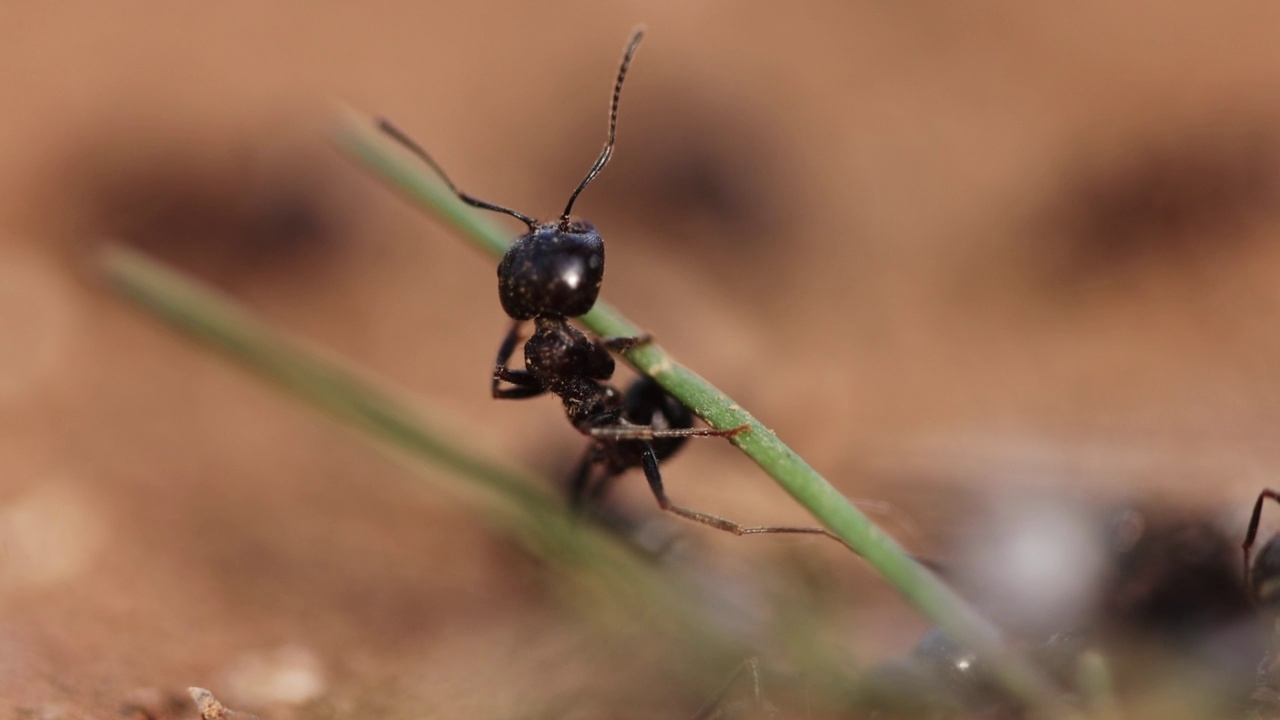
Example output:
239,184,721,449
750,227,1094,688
1243,489,1280,611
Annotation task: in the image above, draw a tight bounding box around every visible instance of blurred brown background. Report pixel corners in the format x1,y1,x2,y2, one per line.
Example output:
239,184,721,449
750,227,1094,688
3,1,1280,716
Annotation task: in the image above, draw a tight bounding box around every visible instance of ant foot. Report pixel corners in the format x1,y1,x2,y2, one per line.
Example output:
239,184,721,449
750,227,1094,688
601,334,652,352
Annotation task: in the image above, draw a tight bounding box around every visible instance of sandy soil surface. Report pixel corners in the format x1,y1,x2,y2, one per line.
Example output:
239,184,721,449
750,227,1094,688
3,2,1280,717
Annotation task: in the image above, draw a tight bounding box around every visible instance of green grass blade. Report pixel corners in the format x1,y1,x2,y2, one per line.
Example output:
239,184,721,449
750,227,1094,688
335,111,1065,712
99,246,748,662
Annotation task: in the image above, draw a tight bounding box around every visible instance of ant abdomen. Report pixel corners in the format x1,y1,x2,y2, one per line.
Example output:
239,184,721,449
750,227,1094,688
622,376,694,463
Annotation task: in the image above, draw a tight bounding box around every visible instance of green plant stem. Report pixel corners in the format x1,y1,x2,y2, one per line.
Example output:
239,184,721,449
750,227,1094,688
335,110,1064,713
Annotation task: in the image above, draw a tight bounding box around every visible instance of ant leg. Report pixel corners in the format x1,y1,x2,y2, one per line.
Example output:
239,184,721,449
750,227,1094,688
567,445,605,512
493,319,523,380
1243,489,1280,583
589,424,749,441
585,467,623,507
638,442,851,548
492,320,546,399
599,334,652,353
494,369,544,399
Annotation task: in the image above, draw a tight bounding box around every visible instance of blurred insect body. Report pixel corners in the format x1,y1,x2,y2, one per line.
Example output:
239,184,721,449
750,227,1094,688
854,496,1268,717
1244,489,1280,611
1241,489,1280,715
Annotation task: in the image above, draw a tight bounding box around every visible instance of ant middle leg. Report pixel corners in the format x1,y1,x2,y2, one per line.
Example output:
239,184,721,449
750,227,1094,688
599,334,652,353
1244,489,1280,581
637,442,850,548
589,424,749,441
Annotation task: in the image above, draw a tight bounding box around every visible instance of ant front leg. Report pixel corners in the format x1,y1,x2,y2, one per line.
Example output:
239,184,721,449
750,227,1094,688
580,334,653,381
492,320,545,399
1244,489,1280,582
636,441,851,549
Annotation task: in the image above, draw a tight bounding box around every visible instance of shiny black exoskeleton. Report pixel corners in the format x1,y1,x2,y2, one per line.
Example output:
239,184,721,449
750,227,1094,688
379,29,840,543
497,219,603,321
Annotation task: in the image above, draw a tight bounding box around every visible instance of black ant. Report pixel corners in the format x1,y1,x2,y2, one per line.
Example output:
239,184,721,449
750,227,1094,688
377,29,841,544
1243,489,1280,610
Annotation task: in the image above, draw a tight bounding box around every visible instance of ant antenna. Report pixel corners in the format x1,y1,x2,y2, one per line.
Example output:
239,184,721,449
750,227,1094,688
377,117,538,229
559,27,645,226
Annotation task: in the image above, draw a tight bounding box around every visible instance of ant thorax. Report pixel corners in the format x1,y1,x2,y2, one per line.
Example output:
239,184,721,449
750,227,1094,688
523,316,621,421
524,316,615,382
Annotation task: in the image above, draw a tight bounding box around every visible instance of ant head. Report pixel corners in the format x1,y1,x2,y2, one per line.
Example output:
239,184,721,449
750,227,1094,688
373,28,645,317
1252,534,1280,611
376,28,643,321
495,28,643,321
498,220,604,319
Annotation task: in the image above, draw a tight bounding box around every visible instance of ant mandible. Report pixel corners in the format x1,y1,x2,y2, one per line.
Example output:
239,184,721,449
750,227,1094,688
1243,489,1280,610
379,29,842,544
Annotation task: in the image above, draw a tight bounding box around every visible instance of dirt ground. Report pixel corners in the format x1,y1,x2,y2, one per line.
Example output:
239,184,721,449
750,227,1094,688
4,1,1280,718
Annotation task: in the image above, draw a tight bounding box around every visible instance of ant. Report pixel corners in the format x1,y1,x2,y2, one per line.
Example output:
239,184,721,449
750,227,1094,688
1243,489,1280,610
377,29,842,544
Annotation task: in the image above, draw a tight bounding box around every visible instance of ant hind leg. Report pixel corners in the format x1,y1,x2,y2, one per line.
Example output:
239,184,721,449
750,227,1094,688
637,442,851,549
